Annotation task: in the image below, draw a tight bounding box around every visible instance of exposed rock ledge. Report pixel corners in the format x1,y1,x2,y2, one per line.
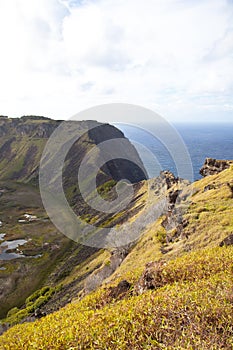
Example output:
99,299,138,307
200,158,233,177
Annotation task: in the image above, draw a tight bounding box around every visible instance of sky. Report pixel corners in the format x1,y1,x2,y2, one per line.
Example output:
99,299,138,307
0,0,233,123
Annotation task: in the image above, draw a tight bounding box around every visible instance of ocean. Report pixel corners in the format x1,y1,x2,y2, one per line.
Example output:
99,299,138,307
116,123,233,182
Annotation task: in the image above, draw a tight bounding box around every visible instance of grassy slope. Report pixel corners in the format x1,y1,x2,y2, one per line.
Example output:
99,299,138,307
182,166,233,249
108,166,233,285
1,167,233,349
0,117,54,182
0,247,232,349
0,137,45,181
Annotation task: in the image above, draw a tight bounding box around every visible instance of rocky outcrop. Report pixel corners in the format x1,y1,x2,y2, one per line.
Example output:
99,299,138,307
108,280,132,300
200,158,232,177
84,248,129,293
134,260,166,294
154,171,191,245
150,170,178,196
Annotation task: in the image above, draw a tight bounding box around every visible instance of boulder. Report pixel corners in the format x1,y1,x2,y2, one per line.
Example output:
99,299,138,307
108,280,131,300
219,234,233,247
134,260,166,294
34,308,46,319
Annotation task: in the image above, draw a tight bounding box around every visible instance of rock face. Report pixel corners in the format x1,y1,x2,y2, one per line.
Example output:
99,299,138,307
153,170,191,245
200,158,232,177
151,170,179,196
0,116,58,138
84,248,129,293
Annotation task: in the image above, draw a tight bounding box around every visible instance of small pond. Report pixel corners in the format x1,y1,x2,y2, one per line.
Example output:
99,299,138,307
0,239,27,260
0,235,42,261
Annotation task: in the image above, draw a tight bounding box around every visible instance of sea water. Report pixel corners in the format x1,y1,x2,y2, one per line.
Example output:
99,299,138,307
117,123,233,182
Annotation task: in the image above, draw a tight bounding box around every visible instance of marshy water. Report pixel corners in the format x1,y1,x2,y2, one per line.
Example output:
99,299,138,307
0,234,27,260
0,234,42,261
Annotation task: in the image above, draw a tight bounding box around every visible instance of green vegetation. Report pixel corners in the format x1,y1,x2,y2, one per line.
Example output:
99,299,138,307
97,179,117,199
4,286,61,325
155,227,167,244
181,166,233,250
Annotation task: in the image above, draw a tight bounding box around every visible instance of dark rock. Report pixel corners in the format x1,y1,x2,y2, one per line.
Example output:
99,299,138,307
0,323,10,336
168,189,180,208
219,234,233,247
34,308,46,318
134,260,166,294
204,184,216,192
108,280,131,299
226,183,233,198
200,158,232,177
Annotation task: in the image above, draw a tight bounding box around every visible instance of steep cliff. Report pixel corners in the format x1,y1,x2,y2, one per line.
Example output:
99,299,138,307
0,116,146,186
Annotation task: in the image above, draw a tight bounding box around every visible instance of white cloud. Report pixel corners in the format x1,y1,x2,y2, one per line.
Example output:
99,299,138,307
0,0,232,122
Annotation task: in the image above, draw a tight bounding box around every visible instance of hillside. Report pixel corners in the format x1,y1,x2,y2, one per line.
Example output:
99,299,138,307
0,159,233,349
0,116,147,322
